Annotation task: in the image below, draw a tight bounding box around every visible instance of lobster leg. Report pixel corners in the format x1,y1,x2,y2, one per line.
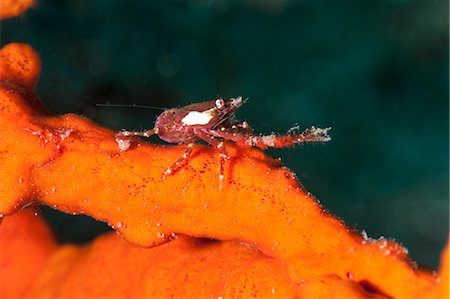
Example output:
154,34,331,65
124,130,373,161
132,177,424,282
206,126,331,150
195,129,228,189
163,143,195,178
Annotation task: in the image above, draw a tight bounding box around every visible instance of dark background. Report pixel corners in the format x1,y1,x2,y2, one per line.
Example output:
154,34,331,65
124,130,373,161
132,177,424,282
2,0,448,268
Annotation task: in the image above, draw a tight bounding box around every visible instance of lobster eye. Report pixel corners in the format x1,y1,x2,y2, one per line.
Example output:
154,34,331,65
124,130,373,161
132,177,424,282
215,98,225,109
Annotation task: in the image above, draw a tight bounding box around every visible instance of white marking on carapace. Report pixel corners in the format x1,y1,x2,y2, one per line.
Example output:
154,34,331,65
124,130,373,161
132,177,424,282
181,108,216,126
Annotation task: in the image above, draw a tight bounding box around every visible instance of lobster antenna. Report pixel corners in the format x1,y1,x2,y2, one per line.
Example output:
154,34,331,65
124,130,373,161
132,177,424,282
96,103,167,110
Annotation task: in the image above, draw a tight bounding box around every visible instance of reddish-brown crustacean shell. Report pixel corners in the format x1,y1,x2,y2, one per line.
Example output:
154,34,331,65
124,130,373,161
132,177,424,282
154,99,242,143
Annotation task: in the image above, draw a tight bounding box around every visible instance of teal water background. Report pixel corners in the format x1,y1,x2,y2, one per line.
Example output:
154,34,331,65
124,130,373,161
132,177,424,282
2,0,448,268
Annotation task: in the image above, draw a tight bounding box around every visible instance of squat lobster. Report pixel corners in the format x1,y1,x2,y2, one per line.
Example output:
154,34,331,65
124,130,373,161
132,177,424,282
116,97,330,187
